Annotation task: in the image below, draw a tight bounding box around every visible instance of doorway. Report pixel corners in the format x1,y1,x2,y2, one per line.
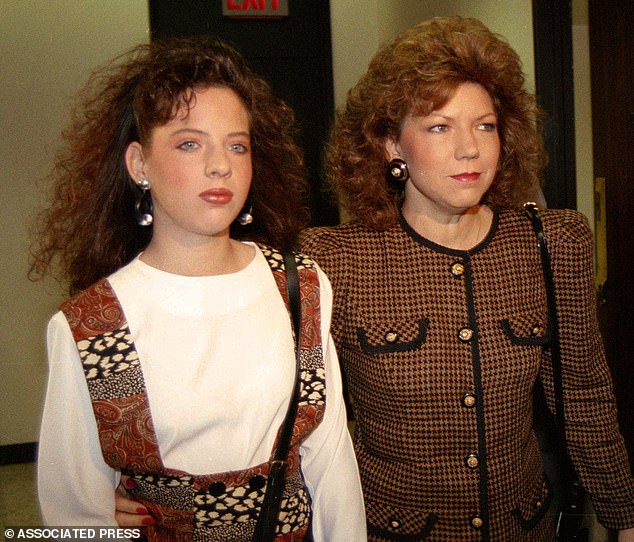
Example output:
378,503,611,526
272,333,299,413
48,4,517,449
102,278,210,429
589,0,634,470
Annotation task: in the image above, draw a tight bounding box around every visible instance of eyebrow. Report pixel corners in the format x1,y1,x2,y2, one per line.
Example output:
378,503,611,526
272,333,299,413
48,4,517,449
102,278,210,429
427,112,497,121
169,128,251,138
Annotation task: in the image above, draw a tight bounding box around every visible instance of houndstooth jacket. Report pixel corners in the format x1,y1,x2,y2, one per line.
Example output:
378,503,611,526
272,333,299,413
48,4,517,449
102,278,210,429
301,206,634,541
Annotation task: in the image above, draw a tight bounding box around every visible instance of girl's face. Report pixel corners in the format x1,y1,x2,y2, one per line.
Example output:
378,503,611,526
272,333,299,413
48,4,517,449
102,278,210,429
126,86,252,247
386,82,500,220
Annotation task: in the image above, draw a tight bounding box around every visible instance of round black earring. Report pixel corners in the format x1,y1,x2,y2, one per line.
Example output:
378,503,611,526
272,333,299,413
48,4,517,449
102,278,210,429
386,158,409,182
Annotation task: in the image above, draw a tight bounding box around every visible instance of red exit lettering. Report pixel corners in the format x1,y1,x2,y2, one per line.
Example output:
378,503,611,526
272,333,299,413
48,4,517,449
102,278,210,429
226,0,281,10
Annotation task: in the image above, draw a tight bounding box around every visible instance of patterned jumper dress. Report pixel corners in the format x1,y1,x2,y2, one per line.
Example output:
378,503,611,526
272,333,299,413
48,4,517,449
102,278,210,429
60,247,325,541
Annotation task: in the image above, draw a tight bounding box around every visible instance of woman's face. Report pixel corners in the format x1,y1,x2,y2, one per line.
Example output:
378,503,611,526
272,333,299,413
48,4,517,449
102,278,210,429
126,85,252,245
386,82,500,219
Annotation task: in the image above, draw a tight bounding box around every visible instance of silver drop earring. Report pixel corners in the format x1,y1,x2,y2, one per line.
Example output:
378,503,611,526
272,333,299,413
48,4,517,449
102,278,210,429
135,178,153,226
237,204,254,226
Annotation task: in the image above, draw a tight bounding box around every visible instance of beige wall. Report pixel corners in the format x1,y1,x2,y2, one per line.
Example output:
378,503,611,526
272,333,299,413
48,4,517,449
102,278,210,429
571,0,594,229
330,0,535,107
0,1,149,447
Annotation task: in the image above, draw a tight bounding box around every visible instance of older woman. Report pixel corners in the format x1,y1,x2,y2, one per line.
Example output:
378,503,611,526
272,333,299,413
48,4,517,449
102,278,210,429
301,16,634,542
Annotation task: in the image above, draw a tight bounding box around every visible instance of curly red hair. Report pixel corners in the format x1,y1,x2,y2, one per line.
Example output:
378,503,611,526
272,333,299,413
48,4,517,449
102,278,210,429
326,16,547,229
29,37,309,294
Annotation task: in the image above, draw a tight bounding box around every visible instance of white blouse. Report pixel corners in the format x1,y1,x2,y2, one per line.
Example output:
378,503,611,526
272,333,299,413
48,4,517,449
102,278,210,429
38,245,366,541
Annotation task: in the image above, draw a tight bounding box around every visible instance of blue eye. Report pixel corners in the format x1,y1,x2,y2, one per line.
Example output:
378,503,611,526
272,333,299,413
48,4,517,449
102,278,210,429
478,123,497,132
429,124,448,133
230,143,249,153
178,141,198,151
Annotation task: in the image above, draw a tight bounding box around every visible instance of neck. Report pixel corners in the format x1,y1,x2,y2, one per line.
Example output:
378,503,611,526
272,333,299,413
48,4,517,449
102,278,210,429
403,204,492,250
140,235,254,276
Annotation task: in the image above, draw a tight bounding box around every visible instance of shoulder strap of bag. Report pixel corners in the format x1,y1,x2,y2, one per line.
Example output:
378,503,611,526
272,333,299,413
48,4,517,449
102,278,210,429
524,203,589,540
252,251,302,542
277,251,302,460
524,202,565,433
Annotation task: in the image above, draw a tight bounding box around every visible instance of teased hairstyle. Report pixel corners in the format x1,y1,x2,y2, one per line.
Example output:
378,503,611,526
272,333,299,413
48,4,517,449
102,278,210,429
29,37,309,293
326,16,547,229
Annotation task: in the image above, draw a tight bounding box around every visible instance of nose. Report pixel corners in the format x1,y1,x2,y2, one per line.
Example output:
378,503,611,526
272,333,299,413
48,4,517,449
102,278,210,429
455,129,480,161
205,147,231,178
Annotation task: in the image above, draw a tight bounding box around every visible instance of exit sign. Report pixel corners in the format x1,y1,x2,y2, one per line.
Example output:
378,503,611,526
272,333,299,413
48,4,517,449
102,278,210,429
223,0,289,17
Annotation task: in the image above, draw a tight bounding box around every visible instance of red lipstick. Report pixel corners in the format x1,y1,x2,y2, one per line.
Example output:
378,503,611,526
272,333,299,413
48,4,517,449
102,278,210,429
199,188,233,204
451,172,481,182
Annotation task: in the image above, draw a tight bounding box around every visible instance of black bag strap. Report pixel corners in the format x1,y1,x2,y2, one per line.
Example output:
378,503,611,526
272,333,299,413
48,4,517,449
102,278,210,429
524,202,565,433
524,203,588,540
277,251,302,459
252,251,302,542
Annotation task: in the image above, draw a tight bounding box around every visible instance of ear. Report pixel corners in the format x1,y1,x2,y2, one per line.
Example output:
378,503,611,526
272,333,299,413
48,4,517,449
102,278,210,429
383,137,401,161
125,141,146,185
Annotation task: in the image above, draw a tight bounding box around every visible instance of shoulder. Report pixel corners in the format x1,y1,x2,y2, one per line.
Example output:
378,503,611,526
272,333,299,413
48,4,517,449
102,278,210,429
521,207,593,254
301,221,374,249
498,206,591,243
59,278,115,314
59,257,144,313
538,208,592,243
47,309,73,337
300,221,383,259
255,242,320,276
299,222,378,279
503,206,594,272
58,278,127,341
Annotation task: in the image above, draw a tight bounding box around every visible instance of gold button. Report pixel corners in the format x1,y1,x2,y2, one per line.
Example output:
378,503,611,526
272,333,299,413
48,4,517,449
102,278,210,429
462,393,476,408
458,328,473,342
385,331,399,343
451,261,465,276
471,516,483,529
531,325,543,336
465,453,479,469
388,518,401,529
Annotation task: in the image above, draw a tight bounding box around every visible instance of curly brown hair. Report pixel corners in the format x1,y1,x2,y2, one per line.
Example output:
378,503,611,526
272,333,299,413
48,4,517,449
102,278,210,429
29,36,309,294
326,16,547,229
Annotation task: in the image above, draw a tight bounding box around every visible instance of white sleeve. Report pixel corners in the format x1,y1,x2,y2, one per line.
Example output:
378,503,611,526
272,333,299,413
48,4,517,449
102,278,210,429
299,267,367,541
38,311,121,526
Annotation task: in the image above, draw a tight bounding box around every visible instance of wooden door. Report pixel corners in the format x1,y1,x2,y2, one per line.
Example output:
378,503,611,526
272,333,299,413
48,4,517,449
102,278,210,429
589,0,634,469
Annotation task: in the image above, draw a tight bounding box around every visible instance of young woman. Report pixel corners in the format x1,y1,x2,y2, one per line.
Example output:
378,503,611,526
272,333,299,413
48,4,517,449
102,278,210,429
31,37,365,541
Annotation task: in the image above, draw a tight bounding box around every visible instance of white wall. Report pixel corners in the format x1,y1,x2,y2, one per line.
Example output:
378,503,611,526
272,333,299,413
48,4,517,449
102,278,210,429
0,1,149,447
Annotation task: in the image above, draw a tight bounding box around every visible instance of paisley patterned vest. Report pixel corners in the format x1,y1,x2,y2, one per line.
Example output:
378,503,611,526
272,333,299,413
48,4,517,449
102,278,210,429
60,247,325,541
